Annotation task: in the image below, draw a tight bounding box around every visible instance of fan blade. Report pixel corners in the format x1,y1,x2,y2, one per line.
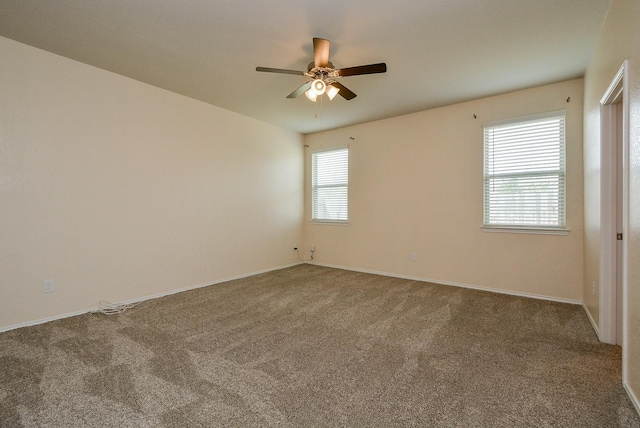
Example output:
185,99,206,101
336,63,387,77
256,67,305,76
331,81,357,100
286,81,313,99
313,38,330,68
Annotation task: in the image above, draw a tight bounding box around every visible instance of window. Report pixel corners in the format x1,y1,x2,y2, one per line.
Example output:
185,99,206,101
483,112,566,231
312,147,348,222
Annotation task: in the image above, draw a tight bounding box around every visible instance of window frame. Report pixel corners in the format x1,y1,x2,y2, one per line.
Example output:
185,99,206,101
482,110,569,235
311,146,349,224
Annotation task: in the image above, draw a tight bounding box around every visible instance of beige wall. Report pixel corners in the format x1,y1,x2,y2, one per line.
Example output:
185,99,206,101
3,7,638,411
304,79,584,302
0,37,304,330
583,0,640,411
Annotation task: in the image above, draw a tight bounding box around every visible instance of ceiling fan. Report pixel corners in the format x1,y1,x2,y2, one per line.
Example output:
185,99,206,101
256,38,387,102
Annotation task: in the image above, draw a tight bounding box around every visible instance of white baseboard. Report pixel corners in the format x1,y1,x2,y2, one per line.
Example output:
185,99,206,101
2,261,584,332
624,383,640,417
0,307,97,334
582,303,601,339
309,262,582,305
0,262,303,333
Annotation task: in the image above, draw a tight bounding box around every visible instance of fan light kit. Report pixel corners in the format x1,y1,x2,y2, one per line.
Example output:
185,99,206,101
312,79,326,94
305,79,340,102
256,38,387,103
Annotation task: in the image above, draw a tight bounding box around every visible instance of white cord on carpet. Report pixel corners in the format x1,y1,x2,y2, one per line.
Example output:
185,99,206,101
92,300,138,315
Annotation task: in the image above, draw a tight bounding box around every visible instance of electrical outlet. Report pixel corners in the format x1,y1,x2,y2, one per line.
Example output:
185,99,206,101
410,253,417,262
310,245,315,252
43,279,55,293
592,281,596,296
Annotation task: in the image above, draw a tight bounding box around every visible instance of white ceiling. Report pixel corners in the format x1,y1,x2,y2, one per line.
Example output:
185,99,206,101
0,0,610,134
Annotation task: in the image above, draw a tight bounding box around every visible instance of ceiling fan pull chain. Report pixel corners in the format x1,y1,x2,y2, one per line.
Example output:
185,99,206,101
320,96,323,131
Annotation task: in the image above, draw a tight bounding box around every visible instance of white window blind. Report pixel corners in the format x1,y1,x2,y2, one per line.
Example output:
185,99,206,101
483,113,566,229
312,147,348,222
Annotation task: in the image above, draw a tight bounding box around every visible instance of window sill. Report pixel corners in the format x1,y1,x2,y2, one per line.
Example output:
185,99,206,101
481,226,570,236
310,220,349,226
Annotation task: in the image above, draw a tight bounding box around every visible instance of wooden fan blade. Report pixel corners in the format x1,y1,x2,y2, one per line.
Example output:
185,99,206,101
331,81,357,100
287,81,313,98
336,63,387,77
313,38,330,68
256,67,305,76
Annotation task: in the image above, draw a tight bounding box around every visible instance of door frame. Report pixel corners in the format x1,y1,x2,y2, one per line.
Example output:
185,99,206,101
599,60,629,348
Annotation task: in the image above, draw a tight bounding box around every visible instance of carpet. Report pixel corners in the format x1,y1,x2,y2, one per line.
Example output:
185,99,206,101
1,264,639,427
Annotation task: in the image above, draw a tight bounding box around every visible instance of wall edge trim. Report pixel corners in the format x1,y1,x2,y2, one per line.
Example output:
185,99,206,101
623,383,640,418
309,262,582,305
583,303,601,339
0,262,304,333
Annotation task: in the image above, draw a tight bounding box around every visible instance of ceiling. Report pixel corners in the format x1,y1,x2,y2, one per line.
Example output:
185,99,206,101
0,0,610,134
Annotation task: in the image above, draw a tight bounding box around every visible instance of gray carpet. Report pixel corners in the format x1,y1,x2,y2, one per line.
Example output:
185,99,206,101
1,264,639,427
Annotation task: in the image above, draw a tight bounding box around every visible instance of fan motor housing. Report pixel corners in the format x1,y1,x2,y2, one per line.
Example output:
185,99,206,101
307,61,334,73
